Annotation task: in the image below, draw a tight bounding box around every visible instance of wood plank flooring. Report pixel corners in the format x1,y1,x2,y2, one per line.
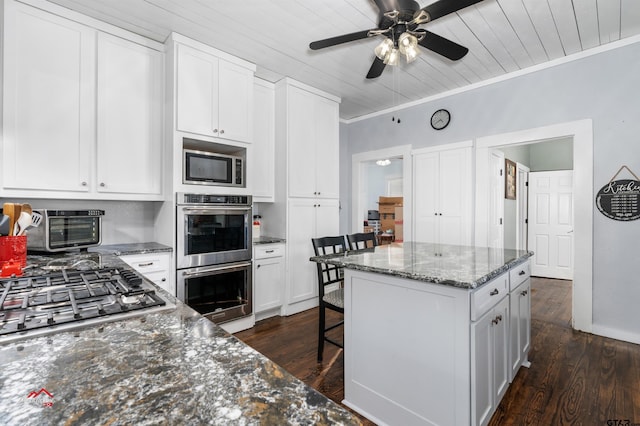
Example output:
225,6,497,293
235,278,640,425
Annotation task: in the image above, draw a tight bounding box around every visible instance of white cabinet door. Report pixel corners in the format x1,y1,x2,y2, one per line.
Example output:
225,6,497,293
176,44,218,136
254,251,285,313
414,152,439,243
439,148,471,246
413,146,472,245
472,295,509,426
509,279,531,381
313,96,340,199
96,33,163,195
287,198,339,304
287,199,318,303
251,81,275,202
287,86,317,198
218,60,254,143
3,2,94,192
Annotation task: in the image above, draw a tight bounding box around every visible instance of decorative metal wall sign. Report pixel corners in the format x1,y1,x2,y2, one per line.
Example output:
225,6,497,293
595,166,640,221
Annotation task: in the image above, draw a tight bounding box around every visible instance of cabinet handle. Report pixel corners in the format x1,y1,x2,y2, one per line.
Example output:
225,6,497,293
439,213,442,216
492,317,499,325
490,289,499,296
519,270,526,276
521,290,528,296
220,129,225,134
138,262,154,267
81,181,87,186
257,264,261,268
434,212,438,216
213,129,218,133
100,182,106,187
161,278,166,282
265,250,274,253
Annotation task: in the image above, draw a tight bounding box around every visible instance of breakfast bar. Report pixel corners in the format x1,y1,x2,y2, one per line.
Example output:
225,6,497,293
311,242,533,426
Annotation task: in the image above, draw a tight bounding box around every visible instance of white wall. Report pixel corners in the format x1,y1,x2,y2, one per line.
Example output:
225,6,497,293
341,39,640,341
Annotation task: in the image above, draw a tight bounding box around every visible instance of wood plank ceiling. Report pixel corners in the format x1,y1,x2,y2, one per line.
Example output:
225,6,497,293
45,0,640,120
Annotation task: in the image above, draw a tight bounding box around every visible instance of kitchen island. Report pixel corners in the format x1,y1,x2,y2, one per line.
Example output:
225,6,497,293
311,242,533,426
0,252,361,425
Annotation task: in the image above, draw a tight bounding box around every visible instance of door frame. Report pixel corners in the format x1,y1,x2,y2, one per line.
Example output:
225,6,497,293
475,119,593,333
516,162,530,251
351,145,413,235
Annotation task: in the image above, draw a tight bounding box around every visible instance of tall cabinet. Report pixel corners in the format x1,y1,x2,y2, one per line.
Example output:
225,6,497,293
263,79,341,316
413,142,473,246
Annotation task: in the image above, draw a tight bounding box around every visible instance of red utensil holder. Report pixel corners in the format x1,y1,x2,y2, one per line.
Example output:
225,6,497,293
0,235,27,277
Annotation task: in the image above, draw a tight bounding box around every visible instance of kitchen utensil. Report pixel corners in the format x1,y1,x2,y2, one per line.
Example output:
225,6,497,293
21,203,32,217
2,203,17,236
30,211,43,228
14,211,33,236
0,215,10,236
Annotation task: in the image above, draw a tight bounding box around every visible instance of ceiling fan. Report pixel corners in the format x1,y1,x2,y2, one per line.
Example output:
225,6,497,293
309,0,485,79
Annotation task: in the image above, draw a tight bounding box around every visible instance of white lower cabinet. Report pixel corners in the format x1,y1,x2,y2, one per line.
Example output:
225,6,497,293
253,243,285,319
509,262,532,382
119,252,174,296
472,295,510,426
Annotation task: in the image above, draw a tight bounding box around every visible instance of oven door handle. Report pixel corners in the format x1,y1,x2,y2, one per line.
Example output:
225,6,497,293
181,207,251,213
181,262,252,277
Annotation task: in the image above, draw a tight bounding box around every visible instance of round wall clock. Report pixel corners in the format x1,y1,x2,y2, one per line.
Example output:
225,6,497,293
430,109,451,130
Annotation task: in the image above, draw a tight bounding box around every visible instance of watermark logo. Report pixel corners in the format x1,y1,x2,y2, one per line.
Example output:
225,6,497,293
26,388,54,408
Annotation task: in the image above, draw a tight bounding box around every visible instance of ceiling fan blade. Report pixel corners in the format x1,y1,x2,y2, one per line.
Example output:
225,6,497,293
366,57,386,79
418,31,469,60
421,0,484,22
309,30,373,50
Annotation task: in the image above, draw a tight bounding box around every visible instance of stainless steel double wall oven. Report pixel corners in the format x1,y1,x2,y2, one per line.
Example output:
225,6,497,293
176,193,252,324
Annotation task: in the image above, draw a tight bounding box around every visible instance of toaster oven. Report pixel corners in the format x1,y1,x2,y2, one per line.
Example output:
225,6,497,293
27,209,105,252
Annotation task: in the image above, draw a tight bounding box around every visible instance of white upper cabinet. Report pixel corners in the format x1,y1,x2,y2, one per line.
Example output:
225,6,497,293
280,81,340,199
176,42,254,143
252,80,275,202
96,32,163,196
2,1,94,193
413,143,473,246
1,0,164,200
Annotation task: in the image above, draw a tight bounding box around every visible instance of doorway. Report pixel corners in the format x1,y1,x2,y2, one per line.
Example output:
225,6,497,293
475,120,593,334
351,145,412,236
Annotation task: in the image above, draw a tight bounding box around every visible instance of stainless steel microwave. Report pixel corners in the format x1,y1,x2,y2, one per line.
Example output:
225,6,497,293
27,209,104,252
183,149,244,187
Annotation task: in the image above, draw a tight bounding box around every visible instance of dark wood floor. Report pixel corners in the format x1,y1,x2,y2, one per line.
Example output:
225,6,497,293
235,278,640,425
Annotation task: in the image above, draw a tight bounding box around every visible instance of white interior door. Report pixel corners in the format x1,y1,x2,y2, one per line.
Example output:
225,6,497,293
528,171,574,279
488,151,505,249
516,163,530,251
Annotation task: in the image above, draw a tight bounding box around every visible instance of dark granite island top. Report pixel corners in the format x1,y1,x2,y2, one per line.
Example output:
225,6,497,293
311,241,533,289
0,253,361,425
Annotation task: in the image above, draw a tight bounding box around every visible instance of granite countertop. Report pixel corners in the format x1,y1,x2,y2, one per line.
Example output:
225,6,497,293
88,242,173,256
0,254,361,425
311,241,533,289
253,236,286,245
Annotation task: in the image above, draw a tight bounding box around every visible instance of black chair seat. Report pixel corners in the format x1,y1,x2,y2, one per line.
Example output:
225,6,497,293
323,288,344,309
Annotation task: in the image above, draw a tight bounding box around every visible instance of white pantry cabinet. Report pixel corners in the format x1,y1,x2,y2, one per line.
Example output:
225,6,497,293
251,79,275,202
286,198,339,307
175,42,254,143
413,143,473,246
2,0,164,200
278,80,340,199
253,243,285,319
120,252,174,296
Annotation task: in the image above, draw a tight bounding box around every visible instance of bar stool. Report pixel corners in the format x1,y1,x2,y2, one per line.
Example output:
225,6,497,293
311,235,346,362
346,232,377,250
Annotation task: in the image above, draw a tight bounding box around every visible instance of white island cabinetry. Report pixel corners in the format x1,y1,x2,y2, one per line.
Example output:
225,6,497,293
120,252,174,296
334,248,531,426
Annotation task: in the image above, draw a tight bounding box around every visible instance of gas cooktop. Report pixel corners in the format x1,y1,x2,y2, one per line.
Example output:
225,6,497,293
0,267,174,343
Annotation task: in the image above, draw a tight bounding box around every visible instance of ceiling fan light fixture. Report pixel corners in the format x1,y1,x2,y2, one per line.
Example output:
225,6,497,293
398,32,417,54
374,38,394,61
384,48,400,65
404,44,420,63
376,159,391,166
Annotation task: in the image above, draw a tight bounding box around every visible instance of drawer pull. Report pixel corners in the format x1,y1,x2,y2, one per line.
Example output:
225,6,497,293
521,290,528,296
490,289,499,296
518,270,526,276
265,250,275,253
138,262,154,267
257,264,261,269
161,278,166,282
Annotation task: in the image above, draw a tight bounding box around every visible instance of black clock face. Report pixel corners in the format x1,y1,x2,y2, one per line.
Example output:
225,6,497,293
431,109,450,130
